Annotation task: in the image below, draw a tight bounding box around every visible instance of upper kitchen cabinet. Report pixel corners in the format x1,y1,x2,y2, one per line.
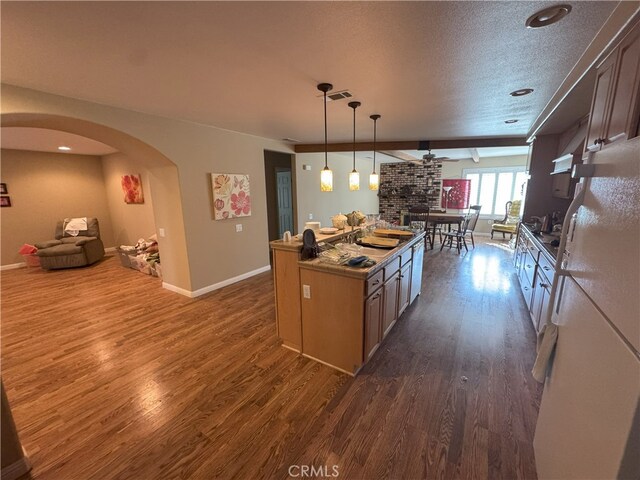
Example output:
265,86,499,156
586,21,640,151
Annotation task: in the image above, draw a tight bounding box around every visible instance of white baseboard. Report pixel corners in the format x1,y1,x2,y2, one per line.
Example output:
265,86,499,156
105,246,117,253
163,265,272,298
0,262,26,271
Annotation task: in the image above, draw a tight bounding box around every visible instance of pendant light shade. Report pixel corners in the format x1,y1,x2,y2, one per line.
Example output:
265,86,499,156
348,101,361,191
317,83,333,192
369,114,381,190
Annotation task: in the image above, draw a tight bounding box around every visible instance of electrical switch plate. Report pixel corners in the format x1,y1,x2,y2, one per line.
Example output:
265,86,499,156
308,213,313,220
236,224,243,232
303,285,311,299
159,228,166,237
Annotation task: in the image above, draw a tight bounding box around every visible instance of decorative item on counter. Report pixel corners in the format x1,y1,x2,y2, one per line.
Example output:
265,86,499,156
331,213,348,229
304,221,321,231
319,227,339,235
282,231,292,242
300,229,320,260
346,210,366,227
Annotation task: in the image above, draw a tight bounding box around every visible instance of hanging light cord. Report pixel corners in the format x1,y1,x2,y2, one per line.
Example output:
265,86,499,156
323,90,328,169
373,118,377,172
352,106,356,170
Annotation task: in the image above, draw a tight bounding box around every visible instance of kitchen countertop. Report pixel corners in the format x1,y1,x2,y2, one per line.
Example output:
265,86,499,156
521,225,559,261
270,229,426,280
299,233,425,279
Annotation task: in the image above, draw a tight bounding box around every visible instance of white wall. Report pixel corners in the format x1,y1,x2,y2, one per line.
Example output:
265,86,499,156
295,152,380,232
101,152,156,247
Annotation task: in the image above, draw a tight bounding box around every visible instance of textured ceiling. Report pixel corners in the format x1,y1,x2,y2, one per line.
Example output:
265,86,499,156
1,1,617,144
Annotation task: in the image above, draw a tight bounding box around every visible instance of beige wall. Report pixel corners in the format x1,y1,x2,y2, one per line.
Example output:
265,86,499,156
295,152,380,231
0,149,115,265
101,152,156,246
2,84,293,293
441,154,528,234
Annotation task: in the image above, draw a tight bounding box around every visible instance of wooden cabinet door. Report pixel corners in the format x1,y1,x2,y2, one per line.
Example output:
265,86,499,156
398,262,412,317
531,271,552,332
382,272,399,339
410,242,424,304
364,290,383,361
586,52,616,150
605,25,640,145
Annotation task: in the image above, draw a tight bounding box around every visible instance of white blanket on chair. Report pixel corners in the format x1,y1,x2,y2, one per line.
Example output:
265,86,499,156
64,217,88,236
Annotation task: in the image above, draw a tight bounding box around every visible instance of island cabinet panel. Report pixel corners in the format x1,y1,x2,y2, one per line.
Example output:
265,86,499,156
410,241,424,303
299,269,365,375
364,288,383,362
382,271,400,339
398,262,412,317
273,249,302,351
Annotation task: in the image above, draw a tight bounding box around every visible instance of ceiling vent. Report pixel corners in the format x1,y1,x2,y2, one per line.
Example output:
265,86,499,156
318,90,353,102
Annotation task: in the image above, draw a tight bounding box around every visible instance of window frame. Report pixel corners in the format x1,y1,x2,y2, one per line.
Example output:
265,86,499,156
462,165,526,218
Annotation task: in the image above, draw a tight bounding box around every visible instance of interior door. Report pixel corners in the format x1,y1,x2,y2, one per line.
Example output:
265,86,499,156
276,170,293,238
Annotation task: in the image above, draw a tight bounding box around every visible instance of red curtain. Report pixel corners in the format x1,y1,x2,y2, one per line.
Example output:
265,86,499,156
441,179,471,209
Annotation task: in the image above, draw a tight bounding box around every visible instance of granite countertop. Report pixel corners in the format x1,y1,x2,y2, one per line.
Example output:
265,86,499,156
270,228,363,252
522,225,559,260
298,232,425,280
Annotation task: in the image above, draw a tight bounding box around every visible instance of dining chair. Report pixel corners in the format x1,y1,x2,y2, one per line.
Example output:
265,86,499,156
440,211,473,254
408,206,440,249
464,205,482,248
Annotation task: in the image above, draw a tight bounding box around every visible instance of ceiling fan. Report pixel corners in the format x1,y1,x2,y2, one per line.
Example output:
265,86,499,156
381,149,471,164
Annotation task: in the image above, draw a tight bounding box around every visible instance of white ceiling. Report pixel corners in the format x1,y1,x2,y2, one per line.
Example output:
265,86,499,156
1,127,117,156
1,1,617,144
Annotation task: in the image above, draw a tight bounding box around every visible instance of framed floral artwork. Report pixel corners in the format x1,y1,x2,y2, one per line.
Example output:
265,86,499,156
212,173,251,220
121,174,144,204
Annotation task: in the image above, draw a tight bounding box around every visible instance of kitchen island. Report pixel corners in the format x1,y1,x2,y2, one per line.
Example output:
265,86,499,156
270,229,426,375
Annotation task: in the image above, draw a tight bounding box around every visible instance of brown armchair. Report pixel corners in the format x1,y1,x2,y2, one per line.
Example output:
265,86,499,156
35,217,105,269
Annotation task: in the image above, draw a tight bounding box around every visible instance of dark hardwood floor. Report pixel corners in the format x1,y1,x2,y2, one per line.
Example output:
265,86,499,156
1,237,541,479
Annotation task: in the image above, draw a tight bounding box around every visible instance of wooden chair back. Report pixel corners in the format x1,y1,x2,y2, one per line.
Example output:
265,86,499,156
408,206,431,232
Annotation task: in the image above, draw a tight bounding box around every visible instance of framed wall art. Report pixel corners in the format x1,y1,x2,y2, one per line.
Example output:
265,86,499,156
0,183,7,194
441,179,471,210
121,174,144,204
1,196,12,207
212,173,251,220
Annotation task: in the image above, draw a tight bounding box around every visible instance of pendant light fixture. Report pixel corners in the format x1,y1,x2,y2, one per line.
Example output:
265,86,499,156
317,83,333,192
369,114,380,190
348,101,361,191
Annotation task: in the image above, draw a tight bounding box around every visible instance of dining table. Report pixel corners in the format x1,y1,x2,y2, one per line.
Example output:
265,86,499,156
428,212,465,249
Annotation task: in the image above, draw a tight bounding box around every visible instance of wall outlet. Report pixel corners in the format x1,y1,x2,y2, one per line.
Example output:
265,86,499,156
158,228,166,237
236,224,243,232
308,213,313,220
303,285,311,299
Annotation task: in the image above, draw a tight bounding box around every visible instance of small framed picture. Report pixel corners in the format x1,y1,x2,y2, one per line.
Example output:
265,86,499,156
0,196,11,207
0,183,7,194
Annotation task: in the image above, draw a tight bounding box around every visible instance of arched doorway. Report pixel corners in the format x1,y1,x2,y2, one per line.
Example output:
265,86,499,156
1,113,191,290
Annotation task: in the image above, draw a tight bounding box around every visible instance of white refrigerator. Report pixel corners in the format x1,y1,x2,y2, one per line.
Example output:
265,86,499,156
534,137,640,479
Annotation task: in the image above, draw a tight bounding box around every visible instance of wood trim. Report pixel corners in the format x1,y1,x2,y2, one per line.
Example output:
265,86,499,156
162,265,272,298
294,137,528,153
1,453,32,480
0,263,26,271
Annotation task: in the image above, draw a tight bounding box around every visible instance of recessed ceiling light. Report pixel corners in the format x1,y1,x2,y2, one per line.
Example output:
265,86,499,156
526,5,571,28
505,119,519,124
510,88,534,97
58,146,72,151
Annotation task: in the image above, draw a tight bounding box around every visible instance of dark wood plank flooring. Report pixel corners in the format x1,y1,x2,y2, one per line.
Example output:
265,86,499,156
1,237,541,479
